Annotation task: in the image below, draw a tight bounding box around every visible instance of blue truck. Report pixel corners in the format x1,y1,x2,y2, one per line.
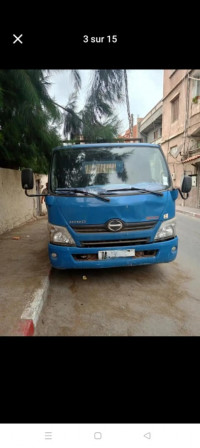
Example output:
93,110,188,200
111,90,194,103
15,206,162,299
21,142,192,269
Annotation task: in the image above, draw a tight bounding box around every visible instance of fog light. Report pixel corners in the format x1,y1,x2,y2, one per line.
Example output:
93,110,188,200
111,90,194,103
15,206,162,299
171,246,177,252
51,252,57,258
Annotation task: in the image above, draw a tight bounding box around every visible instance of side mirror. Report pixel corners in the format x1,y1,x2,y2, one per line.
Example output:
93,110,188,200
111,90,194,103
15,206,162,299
181,176,192,194
21,169,34,190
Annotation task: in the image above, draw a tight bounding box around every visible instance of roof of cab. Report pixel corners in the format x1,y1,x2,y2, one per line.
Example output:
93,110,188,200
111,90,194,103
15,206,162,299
53,143,160,150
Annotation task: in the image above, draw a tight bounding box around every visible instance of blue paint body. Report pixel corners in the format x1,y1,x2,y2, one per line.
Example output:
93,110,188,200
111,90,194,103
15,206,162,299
46,143,179,269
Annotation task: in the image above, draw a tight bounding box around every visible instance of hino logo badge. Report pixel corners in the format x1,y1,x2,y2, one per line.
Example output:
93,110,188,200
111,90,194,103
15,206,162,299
107,219,123,232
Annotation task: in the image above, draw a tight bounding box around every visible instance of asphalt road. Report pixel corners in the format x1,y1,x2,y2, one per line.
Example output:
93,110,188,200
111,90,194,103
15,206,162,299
35,214,200,336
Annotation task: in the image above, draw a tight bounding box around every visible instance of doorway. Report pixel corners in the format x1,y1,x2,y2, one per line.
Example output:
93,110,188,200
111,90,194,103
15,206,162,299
197,163,200,208
36,179,41,216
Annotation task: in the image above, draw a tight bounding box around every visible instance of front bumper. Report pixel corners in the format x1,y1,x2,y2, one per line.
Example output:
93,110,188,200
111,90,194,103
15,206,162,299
48,237,178,269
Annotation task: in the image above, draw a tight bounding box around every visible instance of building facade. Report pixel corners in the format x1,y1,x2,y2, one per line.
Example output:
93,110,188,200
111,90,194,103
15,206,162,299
161,69,200,208
139,100,162,145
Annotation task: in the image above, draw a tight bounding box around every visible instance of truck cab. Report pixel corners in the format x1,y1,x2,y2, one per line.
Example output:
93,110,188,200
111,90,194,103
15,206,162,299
22,142,192,269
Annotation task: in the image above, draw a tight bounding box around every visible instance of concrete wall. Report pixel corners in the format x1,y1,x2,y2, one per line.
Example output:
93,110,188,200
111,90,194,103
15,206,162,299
146,126,162,144
0,168,48,234
139,100,163,134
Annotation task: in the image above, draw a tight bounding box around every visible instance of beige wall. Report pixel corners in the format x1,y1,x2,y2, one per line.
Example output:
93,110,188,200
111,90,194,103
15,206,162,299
162,72,188,147
0,168,48,234
163,70,188,98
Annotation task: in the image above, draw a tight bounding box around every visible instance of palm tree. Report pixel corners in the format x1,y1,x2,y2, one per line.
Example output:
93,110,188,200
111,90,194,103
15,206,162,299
0,69,133,170
0,70,62,172
62,69,131,141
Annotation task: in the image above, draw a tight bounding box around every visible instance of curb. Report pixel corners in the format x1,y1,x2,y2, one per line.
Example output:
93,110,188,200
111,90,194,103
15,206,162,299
16,269,51,336
176,209,200,219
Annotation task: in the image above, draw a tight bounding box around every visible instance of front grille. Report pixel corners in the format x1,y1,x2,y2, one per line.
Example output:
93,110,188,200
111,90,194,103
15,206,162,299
80,238,150,247
71,220,157,233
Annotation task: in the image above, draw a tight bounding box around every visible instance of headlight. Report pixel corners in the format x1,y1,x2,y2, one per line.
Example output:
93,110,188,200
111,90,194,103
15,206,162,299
48,223,76,246
154,217,176,241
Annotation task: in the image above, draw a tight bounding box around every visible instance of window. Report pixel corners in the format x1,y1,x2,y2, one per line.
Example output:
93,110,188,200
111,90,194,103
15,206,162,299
192,73,200,99
154,130,158,140
153,128,162,141
171,95,179,122
51,145,171,191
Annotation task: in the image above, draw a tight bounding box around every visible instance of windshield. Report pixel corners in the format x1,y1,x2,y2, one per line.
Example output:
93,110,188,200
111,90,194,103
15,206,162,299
51,145,171,192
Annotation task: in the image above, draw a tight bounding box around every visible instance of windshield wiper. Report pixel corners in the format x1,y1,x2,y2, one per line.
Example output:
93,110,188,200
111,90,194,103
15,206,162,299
55,188,110,202
104,187,163,196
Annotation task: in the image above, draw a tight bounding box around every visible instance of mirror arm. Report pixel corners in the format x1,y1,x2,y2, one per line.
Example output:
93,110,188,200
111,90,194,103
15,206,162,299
25,190,48,197
178,189,189,200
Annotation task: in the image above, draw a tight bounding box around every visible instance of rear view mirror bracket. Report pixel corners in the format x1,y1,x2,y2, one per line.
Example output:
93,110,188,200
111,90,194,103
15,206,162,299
22,168,48,197
25,190,48,197
178,189,189,200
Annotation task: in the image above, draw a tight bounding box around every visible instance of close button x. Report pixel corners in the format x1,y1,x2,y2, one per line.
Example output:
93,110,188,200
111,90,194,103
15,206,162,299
13,34,23,44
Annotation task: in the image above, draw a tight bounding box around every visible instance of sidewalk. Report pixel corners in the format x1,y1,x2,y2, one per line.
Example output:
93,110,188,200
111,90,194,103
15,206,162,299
0,216,50,336
176,205,200,219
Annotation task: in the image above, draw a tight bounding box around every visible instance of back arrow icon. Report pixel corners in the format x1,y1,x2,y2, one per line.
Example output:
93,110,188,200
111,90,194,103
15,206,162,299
144,433,151,439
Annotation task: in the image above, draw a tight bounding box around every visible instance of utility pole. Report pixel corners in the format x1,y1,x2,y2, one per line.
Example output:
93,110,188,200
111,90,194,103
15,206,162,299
130,114,133,138
124,70,133,138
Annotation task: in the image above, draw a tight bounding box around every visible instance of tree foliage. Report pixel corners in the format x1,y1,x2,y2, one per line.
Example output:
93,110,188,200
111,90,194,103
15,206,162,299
0,70,62,173
63,69,124,141
0,69,130,173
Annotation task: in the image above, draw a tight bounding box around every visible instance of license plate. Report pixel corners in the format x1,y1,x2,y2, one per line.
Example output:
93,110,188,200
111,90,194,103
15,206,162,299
98,249,135,260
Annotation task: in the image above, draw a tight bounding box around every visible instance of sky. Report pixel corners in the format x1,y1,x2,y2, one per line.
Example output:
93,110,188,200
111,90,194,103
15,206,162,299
47,70,163,137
